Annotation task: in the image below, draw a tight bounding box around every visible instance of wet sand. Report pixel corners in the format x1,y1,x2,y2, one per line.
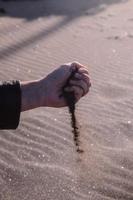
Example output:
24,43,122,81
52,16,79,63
0,0,133,199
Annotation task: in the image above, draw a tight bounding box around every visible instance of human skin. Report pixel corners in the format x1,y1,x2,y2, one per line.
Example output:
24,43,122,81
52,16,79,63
20,62,91,112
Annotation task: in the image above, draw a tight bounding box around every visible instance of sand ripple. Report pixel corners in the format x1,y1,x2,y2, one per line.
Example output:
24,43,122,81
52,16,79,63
1,0,133,199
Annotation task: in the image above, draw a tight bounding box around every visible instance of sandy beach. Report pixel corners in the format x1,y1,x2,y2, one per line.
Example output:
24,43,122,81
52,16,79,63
0,0,133,199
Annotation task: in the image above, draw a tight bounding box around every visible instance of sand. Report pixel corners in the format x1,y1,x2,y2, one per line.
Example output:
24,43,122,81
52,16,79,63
0,0,133,199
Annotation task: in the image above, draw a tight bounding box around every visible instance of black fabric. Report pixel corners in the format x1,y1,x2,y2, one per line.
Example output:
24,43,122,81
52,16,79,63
0,80,21,129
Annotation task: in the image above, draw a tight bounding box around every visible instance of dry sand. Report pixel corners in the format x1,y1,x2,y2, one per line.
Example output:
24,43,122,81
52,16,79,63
0,0,133,199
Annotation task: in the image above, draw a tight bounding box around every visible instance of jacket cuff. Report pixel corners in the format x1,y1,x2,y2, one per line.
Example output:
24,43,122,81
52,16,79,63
0,80,21,129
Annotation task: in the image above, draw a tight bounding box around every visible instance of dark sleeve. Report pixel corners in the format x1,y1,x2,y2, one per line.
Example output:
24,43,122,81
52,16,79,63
0,80,21,129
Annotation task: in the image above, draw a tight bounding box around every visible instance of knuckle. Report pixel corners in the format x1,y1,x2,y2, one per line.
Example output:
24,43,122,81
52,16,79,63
72,61,79,65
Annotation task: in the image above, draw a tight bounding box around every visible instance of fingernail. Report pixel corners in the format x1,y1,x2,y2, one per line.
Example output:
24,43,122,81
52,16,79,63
74,73,82,79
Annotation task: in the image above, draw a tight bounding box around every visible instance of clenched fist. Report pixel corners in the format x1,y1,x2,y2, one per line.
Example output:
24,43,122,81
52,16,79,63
21,62,91,111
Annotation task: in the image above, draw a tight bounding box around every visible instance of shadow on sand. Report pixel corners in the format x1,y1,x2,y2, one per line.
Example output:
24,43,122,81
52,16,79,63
0,0,127,20
0,0,128,60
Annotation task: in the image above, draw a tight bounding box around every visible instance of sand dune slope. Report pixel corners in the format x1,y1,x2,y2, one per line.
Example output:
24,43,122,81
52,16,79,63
0,0,133,199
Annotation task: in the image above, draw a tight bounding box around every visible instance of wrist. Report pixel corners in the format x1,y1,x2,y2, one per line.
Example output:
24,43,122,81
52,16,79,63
20,79,44,112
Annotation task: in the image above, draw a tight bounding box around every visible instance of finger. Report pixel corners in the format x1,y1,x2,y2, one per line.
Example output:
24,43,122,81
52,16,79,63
74,87,83,101
69,79,90,95
74,73,91,86
71,61,84,68
78,68,89,75
80,74,91,86
73,73,82,80
64,86,83,100
71,62,88,71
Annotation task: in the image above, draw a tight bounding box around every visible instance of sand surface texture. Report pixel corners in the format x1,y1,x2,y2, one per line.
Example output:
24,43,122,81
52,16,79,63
0,0,133,199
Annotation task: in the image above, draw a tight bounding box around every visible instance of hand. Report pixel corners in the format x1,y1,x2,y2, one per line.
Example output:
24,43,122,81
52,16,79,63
39,62,91,107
